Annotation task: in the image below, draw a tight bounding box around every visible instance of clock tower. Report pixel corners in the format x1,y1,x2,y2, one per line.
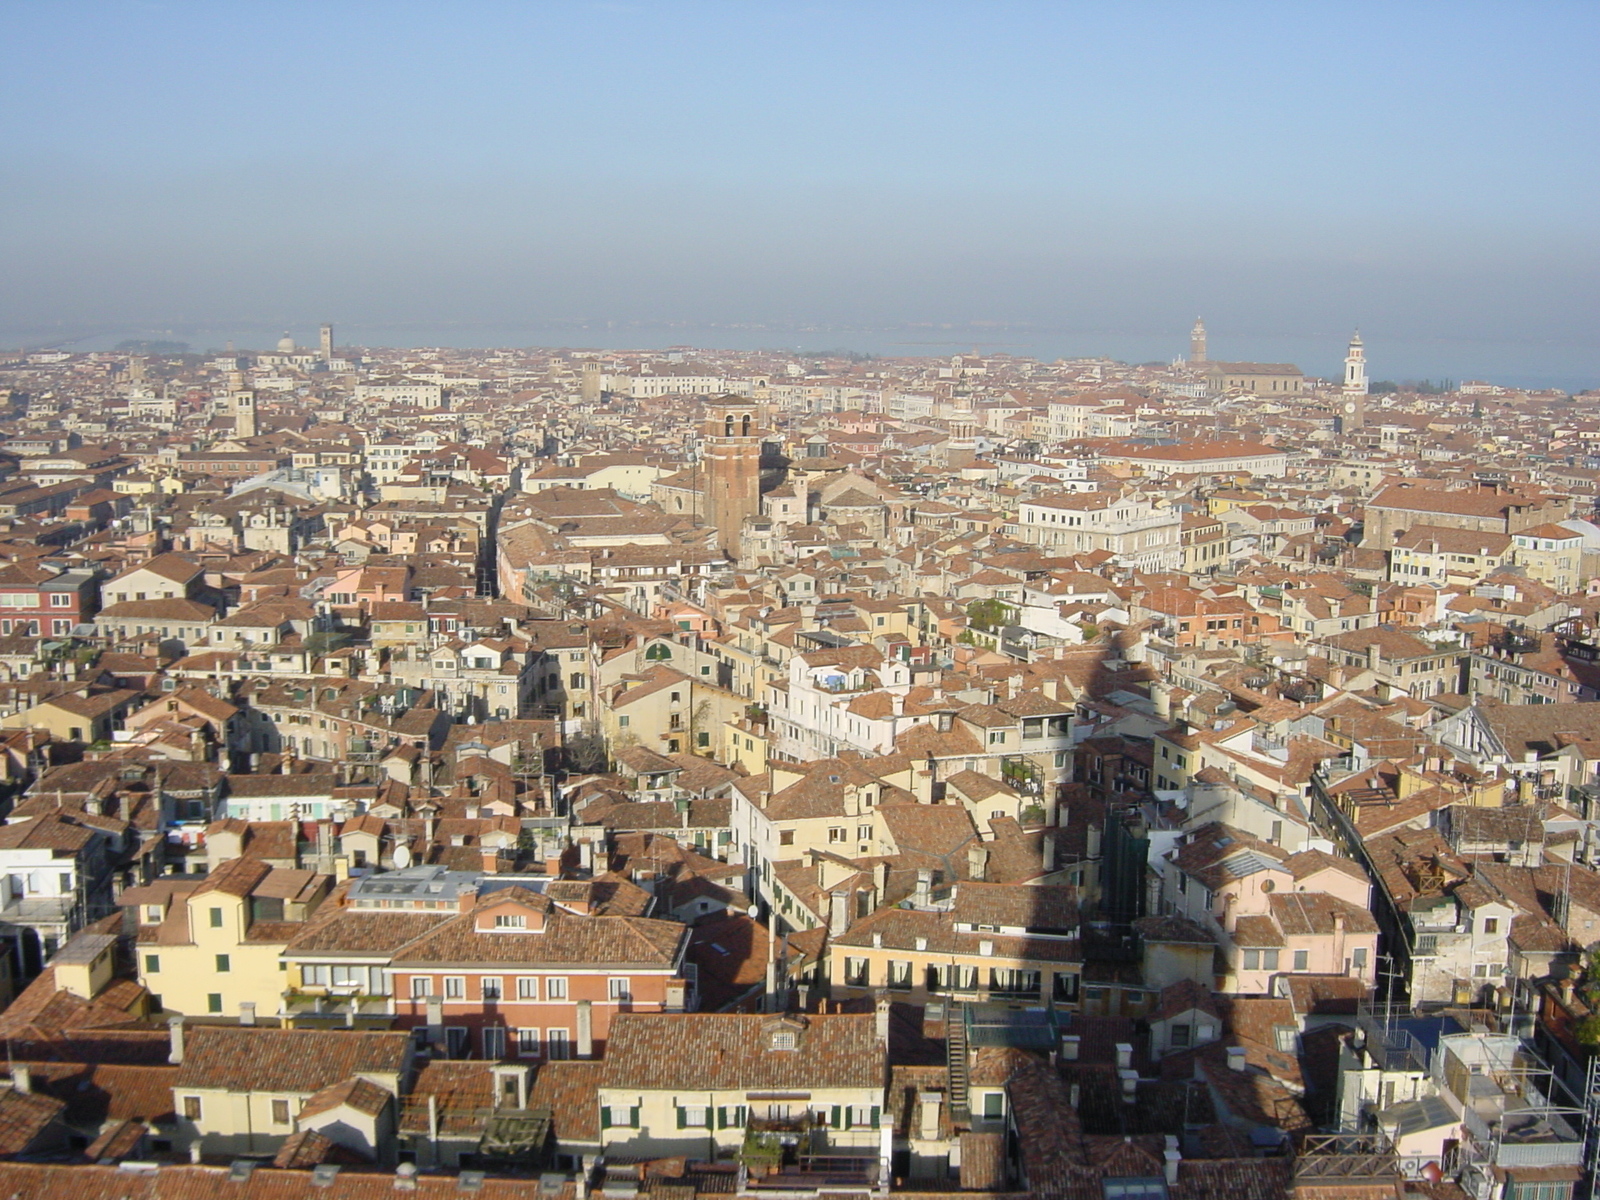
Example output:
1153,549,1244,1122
1341,331,1367,431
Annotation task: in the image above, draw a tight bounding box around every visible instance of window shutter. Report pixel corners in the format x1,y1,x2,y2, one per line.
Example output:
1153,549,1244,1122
601,1107,612,1130
676,1105,686,1129
831,1105,843,1129
735,1105,746,1127
870,1105,881,1129
631,1105,640,1128
715,1106,726,1129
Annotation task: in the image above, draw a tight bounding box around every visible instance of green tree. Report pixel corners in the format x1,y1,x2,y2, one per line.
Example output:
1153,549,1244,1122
966,598,1016,631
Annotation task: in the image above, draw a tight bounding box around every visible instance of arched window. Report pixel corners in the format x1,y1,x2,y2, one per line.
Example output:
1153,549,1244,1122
741,414,751,436
644,643,672,661
724,415,734,437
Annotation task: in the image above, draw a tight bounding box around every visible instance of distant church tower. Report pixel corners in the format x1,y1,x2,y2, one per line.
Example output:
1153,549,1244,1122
1341,331,1367,431
320,323,334,361
233,386,257,439
1189,318,1207,365
580,360,603,403
702,398,761,558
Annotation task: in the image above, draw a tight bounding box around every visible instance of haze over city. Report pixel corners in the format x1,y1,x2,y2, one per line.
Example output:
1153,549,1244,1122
3,1,1597,387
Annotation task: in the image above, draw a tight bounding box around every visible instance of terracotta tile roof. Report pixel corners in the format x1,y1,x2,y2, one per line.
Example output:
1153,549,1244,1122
600,1012,885,1092
388,905,685,969
0,1086,64,1154
298,1076,392,1120
528,1060,603,1143
172,1026,410,1095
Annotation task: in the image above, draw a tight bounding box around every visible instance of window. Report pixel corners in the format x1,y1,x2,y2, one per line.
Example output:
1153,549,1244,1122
494,914,525,929
1262,950,1279,971
858,824,872,841
608,978,631,1001
981,1093,1003,1120
183,1096,202,1121
215,954,230,973
779,830,795,846
680,1105,709,1128
271,1099,290,1126
207,993,223,1014
517,977,539,1000
1483,917,1500,935
444,976,466,999
887,961,912,990
602,1103,637,1128
1242,950,1260,971
411,977,433,999
547,1029,571,1060
1171,1022,1192,1048
1293,950,1309,972
828,827,846,843
209,907,224,928
482,977,502,1001
145,954,160,974
546,977,567,1000
517,1028,541,1057
1353,947,1369,971
618,715,630,728
482,1027,505,1059
844,957,870,987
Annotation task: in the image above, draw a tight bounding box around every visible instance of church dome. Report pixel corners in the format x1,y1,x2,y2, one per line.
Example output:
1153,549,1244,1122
277,332,295,353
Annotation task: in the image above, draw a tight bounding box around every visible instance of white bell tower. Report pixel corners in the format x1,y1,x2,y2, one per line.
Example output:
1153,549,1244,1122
1340,331,1367,432
1343,331,1367,397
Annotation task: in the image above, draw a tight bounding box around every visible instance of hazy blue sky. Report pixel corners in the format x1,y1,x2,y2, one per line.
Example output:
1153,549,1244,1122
3,1,1597,376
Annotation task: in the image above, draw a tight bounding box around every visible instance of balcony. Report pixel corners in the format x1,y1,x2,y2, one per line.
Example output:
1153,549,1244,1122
280,990,393,1026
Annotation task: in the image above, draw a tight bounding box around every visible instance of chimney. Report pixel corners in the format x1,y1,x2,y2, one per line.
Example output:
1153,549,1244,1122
828,891,850,936
1227,1046,1248,1072
1366,643,1381,672
238,1001,256,1026
1115,1042,1133,1069
1119,1068,1139,1100
876,996,891,1044
11,1064,30,1094
914,868,932,908
967,844,989,882
426,996,443,1036
335,856,350,884
918,1091,942,1141
577,999,594,1058
1060,1034,1080,1061
168,1016,185,1064
1164,1136,1181,1186
1042,833,1056,871
1069,1082,1080,1109
480,848,500,875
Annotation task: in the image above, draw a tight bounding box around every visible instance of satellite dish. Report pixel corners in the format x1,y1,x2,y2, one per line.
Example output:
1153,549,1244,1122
393,844,412,869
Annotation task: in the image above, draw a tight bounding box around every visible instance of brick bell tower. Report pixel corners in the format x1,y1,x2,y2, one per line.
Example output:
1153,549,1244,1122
702,397,761,557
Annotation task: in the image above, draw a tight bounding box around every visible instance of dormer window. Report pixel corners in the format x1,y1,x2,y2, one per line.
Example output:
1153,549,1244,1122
771,1030,796,1051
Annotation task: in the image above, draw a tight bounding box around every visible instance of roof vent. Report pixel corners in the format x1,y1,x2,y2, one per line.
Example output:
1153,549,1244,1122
228,1161,258,1183
312,1165,341,1187
458,1171,487,1192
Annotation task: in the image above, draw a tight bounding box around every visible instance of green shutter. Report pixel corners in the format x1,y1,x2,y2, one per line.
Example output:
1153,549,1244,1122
735,1105,746,1127
831,1105,843,1129
870,1105,881,1129
631,1105,640,1128
715,1106,726,1129
601,1107,612,1130
676,1105,686,1129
